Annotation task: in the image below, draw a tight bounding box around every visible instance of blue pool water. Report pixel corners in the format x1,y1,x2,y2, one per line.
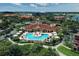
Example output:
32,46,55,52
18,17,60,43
24,33,49,41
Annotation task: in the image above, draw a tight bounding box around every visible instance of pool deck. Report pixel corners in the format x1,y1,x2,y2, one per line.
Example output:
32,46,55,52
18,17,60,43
19,32,52,42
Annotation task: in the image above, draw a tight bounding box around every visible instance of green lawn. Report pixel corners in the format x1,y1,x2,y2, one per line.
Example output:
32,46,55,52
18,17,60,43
57,45,79,56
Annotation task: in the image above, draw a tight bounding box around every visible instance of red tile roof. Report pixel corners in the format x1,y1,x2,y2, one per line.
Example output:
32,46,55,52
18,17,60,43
54,16,65,20
20,16,33,19
3,14,16,16
25,23,57,32
74,33,79,47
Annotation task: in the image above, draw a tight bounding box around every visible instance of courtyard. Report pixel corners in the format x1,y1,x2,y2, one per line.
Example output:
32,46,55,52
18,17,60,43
0,12,79,56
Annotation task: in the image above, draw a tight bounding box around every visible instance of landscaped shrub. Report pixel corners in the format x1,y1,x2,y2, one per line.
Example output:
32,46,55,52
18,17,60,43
0,40,59,56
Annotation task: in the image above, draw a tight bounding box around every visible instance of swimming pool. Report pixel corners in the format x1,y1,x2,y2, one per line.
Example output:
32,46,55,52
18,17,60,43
24,33,49,41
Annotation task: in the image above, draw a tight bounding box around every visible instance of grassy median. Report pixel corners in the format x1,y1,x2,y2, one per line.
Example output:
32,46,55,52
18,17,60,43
57,45,79,56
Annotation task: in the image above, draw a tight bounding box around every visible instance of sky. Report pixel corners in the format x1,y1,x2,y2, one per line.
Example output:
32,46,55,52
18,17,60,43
0,3,79,12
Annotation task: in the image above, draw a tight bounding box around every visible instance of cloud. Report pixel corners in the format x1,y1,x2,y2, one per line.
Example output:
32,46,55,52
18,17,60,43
36,3,48,6
12,3,22,6
30,4,38,8
55,3,60,5
29,3,49,8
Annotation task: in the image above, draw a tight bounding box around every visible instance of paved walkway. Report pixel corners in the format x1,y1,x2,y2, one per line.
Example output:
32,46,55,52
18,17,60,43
42,41,67,56
8,38,34,45
56,49,66,56
62,44,71,50
8,38,71,56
